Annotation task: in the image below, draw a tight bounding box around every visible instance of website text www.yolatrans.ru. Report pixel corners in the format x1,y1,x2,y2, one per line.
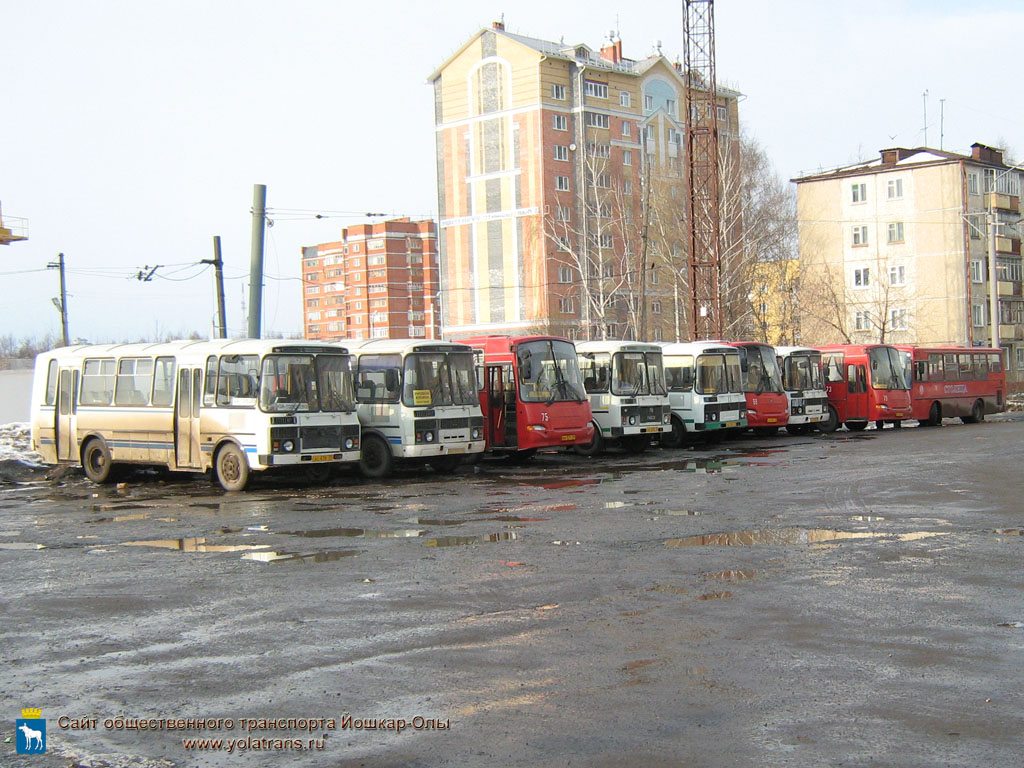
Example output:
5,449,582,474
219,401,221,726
58,714,452,754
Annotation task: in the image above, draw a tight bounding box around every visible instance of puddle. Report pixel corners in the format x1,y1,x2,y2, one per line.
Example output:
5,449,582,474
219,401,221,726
277,528,426,539
515,478,602,490
666,528,946,547
0,542,46,550
623,659,658,671
851,516,885,522
993,529,1024,536
243,549,362,563
87,513,178,523
121,538,272,553
657,509,703,516
405,518,466,526
704,569,757,582
490,516,549,523
424,532,518,547
0,531,20,537
604,501,630,509
697,591,733,600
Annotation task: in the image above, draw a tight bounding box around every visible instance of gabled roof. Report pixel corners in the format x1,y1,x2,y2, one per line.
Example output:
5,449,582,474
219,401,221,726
792,146,1000,184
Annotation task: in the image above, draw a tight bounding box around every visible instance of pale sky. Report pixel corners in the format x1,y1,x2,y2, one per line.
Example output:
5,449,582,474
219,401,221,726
3,0,1023,343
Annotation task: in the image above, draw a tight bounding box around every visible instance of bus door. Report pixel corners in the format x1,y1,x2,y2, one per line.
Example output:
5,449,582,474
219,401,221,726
55,368,78,461
175,368,203,468
846,362,869,420
485,364,517,448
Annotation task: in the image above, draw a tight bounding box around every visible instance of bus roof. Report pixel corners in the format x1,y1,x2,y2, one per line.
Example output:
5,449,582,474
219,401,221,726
660,341,740,356
344,338,473,356
35,338,353,362
774,346,822,356
575,341,664,354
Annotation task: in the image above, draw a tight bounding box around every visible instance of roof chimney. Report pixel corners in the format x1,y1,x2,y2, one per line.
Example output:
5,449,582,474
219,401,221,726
880,147,918,165
972,142,1004,166
600,36,622,63
492,16,505,31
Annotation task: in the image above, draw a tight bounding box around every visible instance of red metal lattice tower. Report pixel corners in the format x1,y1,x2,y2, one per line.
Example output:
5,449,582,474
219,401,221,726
683,0,721,339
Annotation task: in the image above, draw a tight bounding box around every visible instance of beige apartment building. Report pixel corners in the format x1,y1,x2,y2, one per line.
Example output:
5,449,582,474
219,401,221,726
795,142,1024,385
429,21,740,342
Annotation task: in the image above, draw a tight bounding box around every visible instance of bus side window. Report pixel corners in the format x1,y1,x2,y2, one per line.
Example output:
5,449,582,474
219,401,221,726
45,359,58,406
846,364,857,390
152,357,176,407
928,354,942,381
943,354,958,380
915,360,928,382
204,356,218,406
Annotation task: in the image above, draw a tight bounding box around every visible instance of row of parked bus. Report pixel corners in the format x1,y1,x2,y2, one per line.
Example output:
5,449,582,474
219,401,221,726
29,336,1009,491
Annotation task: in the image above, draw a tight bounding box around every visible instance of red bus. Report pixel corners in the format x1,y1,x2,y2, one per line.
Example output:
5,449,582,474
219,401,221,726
727,341,790,434
818,344,911,432
462,335,594,458
894,345,1006,425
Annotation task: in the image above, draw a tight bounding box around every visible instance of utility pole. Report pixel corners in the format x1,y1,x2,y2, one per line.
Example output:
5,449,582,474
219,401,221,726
47,252,70,346
248,184,267,339
987,210,999,350
202,236,228,338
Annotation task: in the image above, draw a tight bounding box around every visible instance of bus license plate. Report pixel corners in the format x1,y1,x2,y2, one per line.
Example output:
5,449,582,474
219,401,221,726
310,455,334,462
724,421,738,428
766,418,778,423
561,434,576,441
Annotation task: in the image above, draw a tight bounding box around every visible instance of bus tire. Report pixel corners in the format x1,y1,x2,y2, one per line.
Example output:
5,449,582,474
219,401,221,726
819,405,840,433
215,442,250,492
507,448,537,464
82,437,116,484
963,400,985,424
431,455,463,473
846,421,868,432
622,434,650,454
923,402,941,426
786,423,810,436
359,434,393,479
573,423,604,457
305,464,335,484
754,426,779,437
660,416,687,449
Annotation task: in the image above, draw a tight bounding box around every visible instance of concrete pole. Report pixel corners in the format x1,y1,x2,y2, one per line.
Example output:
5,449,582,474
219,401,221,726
987,210,999,351
248,184,267,339
57,252,69,346
212,236,227,339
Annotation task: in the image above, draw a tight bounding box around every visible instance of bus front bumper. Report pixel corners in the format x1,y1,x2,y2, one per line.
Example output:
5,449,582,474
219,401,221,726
257,450,361,468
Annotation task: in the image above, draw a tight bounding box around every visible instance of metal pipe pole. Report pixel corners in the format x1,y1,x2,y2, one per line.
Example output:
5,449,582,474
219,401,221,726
212,236,227,338
248,184,267,339
987,210,999,350
47,252,70,346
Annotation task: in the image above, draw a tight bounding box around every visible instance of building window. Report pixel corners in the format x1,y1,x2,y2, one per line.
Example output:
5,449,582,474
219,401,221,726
651,300,662,314
886,178,904,199
968,171,980,196
619,91,631,107
622,149,632,166
350,258,360,267
558,265,574,283
307,298,320,307
852,226,869,246
972,303,986,327
852,183,867,203
556,205,572,222
368,255,385,266
558,296,576,314
554,145,569,161
551,84,566,100
998,259,1024,282
584,112,610,129
352,244,360,252
586,142,611,158
553,114,568,131
305,285,321,294
621,121,631,137
555,175,570,191
717,105,727,122
971,259,985,283
889,264,906,285
854,310,871,331
584,80,608,99
554,236,570,252
665,98,676,115
594,173,610,189
890,308,908,330
644,95,654,112
854,267,871,287
599,233,613,248
887,222,905,243
649,268,659,286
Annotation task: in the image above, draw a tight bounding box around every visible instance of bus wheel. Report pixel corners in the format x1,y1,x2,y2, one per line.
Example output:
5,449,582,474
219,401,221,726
305,464,334,484
622,434,650,454
659,417,686,449
573,423,604,457
507,448,537,464
819,405,840,433
846,421,868,432
215,443,250,492
431,455,463,473
785,424,810,436
924,402,941,426
82,438,116,484
963,400,985,424
754,426,779,437
359,434,393,479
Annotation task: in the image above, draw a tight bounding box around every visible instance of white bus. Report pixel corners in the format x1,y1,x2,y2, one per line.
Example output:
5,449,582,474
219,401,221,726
30,339,360,491
775,346,828,434
659,341,747,447
574,341,671,454
347,339,485,478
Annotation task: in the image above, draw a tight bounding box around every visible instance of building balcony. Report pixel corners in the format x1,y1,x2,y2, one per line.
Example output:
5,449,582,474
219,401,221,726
998,281,1020,297
986,191,1020,213
995,235,1021,255
0,213,28,245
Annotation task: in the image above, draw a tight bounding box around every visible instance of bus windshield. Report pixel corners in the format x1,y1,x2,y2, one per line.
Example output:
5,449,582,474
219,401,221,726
612,352,668,396
517,340,587,403
782,354,823,392
741,346,783,394
259,354,355,413
869,347,908,390
696,354,743,394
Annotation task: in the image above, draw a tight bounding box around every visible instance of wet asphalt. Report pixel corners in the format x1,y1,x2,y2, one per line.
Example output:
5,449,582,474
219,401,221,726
2,417,1023,767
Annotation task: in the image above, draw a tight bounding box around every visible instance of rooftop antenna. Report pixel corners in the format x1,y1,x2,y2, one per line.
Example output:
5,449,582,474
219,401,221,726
940,97,945,150
922,89,929,146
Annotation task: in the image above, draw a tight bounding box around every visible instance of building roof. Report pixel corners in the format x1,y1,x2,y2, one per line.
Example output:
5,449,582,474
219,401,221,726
792,144,1010,184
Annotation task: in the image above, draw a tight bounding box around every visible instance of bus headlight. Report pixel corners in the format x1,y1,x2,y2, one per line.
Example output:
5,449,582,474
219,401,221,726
629,416,636,425
663,413,671,424
709,412,718,421
344,438,355,450
471,427,482,440
282,440,295,453
425,431,435,443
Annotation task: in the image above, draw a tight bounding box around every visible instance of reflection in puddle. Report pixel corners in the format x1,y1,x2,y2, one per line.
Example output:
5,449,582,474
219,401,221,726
243,549,361,563
424,532,518,547
121,538,271,553
405,518,465,527
658,509,703,516
490,516,549,523
851,516,885,522
666,528,946,547
604,501,629,509
704,569,757,582
516,478,602,490
278,528,425,539
698,591,733,600
0,542,46,550
994,529,1024,536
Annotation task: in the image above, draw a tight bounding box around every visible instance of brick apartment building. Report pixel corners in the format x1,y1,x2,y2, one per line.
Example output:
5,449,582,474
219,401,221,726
429,20,740,342
301,218,440,341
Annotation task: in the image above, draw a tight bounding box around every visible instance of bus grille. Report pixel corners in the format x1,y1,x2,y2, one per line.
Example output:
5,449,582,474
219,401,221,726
439,417,469,430
301,425,342,450
641,406,661,423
